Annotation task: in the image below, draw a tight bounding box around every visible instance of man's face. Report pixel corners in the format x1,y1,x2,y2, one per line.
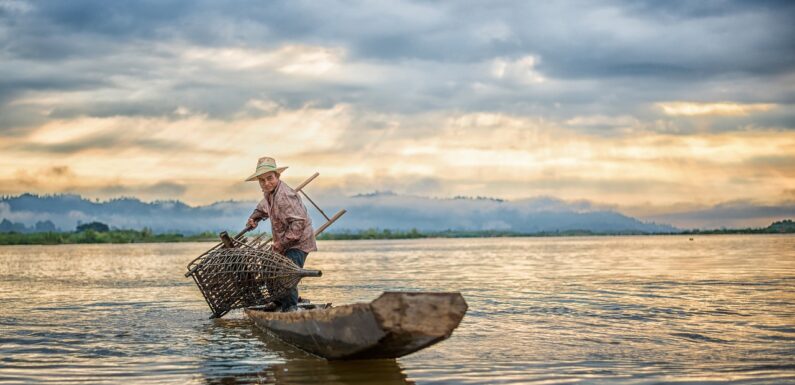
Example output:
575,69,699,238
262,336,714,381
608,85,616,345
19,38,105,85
257,172,279,193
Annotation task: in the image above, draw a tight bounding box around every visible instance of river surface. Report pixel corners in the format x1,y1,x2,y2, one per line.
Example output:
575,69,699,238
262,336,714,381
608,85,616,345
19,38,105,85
0,235,794,384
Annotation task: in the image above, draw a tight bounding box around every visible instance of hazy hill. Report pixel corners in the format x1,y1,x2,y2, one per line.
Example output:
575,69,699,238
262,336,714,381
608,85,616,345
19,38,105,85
0,192,677,234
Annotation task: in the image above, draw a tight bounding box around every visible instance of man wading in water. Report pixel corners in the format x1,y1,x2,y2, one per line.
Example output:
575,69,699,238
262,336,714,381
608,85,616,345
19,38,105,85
244,156,317,312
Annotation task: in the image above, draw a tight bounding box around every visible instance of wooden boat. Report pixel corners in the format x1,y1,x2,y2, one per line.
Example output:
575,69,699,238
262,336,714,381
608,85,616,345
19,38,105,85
245,291,467,360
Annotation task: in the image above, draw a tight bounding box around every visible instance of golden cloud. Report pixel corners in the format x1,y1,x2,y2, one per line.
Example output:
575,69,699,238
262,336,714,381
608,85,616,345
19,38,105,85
2,108,794,208
656,102,777,116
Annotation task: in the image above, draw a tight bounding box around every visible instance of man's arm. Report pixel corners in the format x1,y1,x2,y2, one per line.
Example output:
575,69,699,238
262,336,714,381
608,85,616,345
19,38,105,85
247,199,269,228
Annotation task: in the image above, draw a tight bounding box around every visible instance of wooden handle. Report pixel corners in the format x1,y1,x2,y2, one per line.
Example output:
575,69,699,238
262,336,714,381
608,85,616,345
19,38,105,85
314,209,347,237
234,226,254,239
294,172,319,192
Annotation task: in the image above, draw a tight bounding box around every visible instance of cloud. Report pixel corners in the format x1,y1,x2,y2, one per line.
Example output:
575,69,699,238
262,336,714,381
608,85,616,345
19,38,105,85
180,44,344,76
657,102,777,116
8,165,77,189
2,1,793,127
3,106,794,211
0,0,793,218
639,200,795,229
96,181,188,197
0,165,189,202
491,55,545,84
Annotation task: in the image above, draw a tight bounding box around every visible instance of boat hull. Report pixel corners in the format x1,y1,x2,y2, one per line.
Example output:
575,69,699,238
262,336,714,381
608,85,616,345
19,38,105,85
245,292,467,360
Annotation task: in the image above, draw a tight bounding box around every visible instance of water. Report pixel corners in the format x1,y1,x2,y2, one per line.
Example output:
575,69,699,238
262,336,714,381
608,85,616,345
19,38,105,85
0,235,794,384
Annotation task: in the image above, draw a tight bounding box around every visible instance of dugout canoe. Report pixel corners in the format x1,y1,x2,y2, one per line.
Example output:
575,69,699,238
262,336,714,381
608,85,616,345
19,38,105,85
244,292,467,360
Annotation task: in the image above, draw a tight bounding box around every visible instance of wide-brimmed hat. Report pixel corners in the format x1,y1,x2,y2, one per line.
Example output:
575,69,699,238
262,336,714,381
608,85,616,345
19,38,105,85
245,156,288,181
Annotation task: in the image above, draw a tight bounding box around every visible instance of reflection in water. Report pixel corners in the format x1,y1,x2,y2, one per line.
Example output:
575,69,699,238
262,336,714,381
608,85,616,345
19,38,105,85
266,360,413,385
198,319,412,385
0,236,794,384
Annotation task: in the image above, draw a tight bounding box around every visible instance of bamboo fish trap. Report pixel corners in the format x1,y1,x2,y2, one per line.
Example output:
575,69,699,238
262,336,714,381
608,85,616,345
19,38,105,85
185,173,345,318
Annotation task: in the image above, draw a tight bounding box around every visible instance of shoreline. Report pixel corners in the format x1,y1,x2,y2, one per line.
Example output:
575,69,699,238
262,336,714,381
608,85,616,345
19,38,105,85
0,227,792,246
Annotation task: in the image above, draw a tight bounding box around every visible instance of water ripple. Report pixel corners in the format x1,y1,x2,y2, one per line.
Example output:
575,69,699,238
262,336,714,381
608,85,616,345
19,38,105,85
0,236,793,384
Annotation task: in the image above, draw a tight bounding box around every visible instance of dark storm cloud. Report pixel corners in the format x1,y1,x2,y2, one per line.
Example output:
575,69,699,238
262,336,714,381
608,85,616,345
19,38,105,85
8,1,795,70
1,0,793,134
0,74,113,132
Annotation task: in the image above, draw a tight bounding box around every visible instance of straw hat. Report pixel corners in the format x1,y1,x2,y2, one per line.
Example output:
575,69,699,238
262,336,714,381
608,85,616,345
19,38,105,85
245,156,288,181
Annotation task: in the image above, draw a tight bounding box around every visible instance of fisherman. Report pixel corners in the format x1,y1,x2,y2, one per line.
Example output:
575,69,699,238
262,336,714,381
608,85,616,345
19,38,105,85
245,156,317,312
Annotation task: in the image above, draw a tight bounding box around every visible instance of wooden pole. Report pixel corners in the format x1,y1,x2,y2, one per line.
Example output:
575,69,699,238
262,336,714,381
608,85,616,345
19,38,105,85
294,172,319,192
315,209,347,237
300,191,330,221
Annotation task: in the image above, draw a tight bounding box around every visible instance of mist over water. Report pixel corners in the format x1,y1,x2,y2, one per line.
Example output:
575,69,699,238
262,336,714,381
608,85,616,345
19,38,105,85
1,235,794,384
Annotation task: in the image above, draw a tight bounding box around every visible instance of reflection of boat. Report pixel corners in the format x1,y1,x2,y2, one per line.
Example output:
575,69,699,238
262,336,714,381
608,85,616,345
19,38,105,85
246,292,467,360
268,359,415,385
197,318,415,384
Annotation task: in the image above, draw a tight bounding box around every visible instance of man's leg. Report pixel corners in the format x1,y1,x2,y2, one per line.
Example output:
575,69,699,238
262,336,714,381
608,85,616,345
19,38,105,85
280,248,308,311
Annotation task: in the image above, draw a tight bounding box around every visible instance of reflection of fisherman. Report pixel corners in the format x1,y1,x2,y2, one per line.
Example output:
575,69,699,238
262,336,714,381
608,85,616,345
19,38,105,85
244,157,317,312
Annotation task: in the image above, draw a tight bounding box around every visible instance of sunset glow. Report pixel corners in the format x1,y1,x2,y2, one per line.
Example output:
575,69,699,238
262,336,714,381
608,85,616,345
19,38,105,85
1,1,793,227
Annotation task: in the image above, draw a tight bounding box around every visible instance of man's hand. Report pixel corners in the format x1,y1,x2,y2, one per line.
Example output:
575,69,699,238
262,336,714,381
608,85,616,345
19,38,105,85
246,218,258,229
272,240,282,254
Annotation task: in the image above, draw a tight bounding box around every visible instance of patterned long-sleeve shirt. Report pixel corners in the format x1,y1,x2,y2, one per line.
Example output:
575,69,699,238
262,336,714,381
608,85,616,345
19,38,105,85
249,180,317,253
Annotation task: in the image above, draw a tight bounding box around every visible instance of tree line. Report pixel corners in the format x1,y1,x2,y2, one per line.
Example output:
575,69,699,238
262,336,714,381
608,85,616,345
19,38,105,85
0,220,792,245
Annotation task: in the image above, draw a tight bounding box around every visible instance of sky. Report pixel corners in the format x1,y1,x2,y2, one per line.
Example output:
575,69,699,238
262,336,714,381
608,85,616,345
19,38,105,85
1,0,794,227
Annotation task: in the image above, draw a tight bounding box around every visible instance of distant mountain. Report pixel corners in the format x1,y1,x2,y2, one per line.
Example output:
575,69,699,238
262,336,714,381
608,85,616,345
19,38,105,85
0,193,252,234
326,192,677,233
0,193,678,234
